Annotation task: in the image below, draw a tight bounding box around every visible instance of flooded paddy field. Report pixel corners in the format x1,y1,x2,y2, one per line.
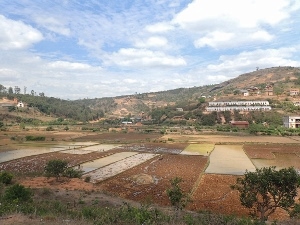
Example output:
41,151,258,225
84,153,159,183
0,142,101,163
80,152,138,173
205,145,256,175
243,144,300,170
181,143,214,155
251,153,300,170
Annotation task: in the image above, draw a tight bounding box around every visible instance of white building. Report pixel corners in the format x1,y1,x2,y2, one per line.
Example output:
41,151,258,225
17,101,24,107
283,116,300,128
208,101,269,107
206,101,271,111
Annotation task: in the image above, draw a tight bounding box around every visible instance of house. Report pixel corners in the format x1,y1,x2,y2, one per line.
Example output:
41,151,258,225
240,90,249,97
247,86,260,96
229,121,249,128
290,89,299,96
265,84,273,96
17,101,24,107
176,108,184,112
293,101,300,106
283,116,300,128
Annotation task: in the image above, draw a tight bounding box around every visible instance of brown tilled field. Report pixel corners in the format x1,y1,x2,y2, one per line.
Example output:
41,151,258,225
1,133,300,222
99,154,208,206
244,144,300,159
74,132,162,143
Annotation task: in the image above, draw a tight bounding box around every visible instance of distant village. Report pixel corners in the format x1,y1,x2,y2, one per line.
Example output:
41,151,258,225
1,82,300,130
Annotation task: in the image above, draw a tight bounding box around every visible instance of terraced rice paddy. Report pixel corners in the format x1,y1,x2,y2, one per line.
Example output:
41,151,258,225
0,147,65,163
84,153,158,183
181,143,214,155
80,152,138,173
1,136,300,221
205,145,256,175
62,144,120,154
251,153,300,170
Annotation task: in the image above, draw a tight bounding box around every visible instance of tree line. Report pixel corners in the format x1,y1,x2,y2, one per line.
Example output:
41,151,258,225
0,91,105,122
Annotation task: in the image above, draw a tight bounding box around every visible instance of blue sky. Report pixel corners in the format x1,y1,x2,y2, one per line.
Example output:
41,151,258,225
0,0,300,100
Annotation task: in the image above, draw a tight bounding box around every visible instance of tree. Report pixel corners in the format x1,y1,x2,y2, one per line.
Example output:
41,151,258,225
166,177,190,212
232,166,300,222
0,84,6,93
8,87,13,94
201,114,216,126
198,97,206,104
44,159,68,180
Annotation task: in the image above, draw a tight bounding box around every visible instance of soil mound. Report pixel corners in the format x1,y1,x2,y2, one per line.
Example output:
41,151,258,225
131,173,154,185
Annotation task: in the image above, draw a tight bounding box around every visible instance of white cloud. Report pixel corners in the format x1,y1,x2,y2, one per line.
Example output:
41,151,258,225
0,68,20,82
194,31,235,48
251,31,273,41
172,0,298,49
145,22,174,33
33,16,71,36
48,61,93,70
0,15,43,50
105,48,186,67
123,78,138,84
174,0,292,29
211,47,299,71
134,36,168,48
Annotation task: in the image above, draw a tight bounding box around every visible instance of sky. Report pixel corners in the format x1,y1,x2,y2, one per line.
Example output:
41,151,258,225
0,0,300,100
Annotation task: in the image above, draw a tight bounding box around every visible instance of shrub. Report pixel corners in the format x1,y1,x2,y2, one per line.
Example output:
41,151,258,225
0,171,13,184
63,168,83,178
4,184,32,203
25,135,45,141
44,160,68,180
84,176,91,183
46,126,54,131
167,177,190,211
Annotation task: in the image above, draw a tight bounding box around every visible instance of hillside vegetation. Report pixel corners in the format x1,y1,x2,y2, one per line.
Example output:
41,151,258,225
0,66,300,126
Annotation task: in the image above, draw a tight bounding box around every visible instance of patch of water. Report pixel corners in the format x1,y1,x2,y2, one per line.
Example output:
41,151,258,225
84,153,158,183
80,152,138,173
205,145,256,175
0,147,65,163
251,153,300,170
61,144,120,154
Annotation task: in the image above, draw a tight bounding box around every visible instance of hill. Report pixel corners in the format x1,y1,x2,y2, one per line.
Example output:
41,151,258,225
0,66,300,124
82,66,300,117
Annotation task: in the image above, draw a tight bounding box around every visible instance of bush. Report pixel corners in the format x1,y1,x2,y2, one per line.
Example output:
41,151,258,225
84,176,91,183
25,135,45,141
166,177,190,211
46,126,54,131
0,171,13,184
63,168,83,178
4,184,32,202
44,160,68,180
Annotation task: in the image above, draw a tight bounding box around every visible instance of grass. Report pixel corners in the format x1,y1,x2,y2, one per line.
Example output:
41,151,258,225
182,144,215,155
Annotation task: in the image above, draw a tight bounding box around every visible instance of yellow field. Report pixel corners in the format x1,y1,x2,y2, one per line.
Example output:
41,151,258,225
181,144,214,155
